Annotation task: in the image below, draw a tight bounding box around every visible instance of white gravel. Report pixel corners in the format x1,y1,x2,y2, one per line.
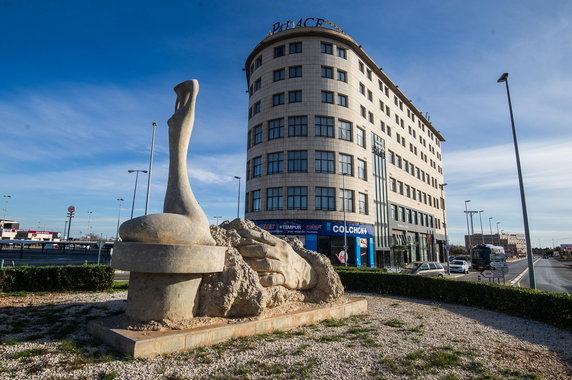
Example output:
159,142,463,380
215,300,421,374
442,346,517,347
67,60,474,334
1,290,571,379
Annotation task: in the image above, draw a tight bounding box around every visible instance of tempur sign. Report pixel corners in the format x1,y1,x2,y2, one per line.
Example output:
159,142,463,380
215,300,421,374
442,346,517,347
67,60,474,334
268,18,343,36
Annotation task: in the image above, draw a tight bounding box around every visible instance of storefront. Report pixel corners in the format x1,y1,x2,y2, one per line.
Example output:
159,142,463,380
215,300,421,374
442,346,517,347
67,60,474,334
254,220,374,267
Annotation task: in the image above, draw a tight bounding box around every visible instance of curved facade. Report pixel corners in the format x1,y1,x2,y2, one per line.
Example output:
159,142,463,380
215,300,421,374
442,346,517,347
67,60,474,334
244,25,446,267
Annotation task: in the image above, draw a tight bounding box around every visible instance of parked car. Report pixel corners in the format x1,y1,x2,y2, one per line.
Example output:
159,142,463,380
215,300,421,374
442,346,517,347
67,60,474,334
400,261,445,277
449,259,470,274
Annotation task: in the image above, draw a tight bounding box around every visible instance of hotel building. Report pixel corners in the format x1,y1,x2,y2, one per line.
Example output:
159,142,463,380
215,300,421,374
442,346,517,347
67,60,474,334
243,20,447,267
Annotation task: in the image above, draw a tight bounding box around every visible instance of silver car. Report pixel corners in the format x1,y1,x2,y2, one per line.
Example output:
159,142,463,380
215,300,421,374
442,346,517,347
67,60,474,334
449,260,470,274
401,261,445,277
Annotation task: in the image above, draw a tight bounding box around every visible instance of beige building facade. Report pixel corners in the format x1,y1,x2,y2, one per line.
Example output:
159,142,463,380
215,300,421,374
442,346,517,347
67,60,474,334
243,21,446,267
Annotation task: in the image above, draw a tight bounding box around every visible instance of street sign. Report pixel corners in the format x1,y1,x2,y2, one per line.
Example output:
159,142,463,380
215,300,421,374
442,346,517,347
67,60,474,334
481,270,504,278
490,262,508,269
68,205,75,213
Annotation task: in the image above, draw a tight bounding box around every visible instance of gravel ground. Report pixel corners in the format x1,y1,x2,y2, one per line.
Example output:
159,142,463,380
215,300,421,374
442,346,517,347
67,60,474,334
1,290,571,380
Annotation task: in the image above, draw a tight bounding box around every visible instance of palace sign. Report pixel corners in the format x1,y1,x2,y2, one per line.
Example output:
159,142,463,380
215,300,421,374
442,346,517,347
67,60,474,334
268,18,343,36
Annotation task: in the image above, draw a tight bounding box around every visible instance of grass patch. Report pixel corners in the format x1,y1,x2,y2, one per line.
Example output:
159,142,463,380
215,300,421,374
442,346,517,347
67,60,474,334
321,318,346,327
11,348,49,359
425,349,461,368
110,281,129,292
407,324,424,334
383,318,405,328
314,334,345,343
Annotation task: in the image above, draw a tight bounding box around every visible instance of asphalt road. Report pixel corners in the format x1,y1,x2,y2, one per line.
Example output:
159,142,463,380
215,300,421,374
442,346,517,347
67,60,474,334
517,257,572,294
0,247,111,267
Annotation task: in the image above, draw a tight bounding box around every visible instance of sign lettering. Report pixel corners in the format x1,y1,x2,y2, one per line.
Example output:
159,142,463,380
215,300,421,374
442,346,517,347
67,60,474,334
268,18,343,36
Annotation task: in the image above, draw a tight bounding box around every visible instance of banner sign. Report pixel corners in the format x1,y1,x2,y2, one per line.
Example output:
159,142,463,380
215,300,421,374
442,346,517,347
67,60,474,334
268,18,343,36
254,220,373,237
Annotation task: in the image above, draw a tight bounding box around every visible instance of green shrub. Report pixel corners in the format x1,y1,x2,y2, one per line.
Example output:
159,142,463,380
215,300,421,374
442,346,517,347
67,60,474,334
335,269,572,331
0,265,114,292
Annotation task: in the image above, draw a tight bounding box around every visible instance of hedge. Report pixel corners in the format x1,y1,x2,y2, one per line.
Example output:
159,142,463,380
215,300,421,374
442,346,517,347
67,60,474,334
335,268,572,331
0,265,114,292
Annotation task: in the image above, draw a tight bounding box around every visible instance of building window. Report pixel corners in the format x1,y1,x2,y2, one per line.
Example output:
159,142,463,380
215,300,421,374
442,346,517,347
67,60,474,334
357,159,367,180
289,42,302,54
253,101,261,114
274,45,285,58
321,91,334,104
268,118,284,139
253,156,262,177
267,187,283,210
358,193,368,214
339,189,354,212
368,112,374,123
395,154,401,168
399,206,405,222
391,204,398,220
359,82,365,95
338,94,348,107
288,151,307,172
367,90,373,101
255,56,262,69
273,68,285,82
360,106,366,118
356,127,365,148
321,66,334,79
252,190,261,211
321,42,333,54
254,78,262,91
358,61,364,72
337,70,347,82
367,69,372,80
338,120,352,141
315,151,335,173
289,66,302,78
389,177,396,192
339,153,353,175
397,181,403,195
287,187,308,210
316,187,335,210
267,152,283,174
273,93,285,106
253,124,263,145
288,90,302,103
388,150,394,164
315,116,334,137
288,116,307,137
337,47,347,59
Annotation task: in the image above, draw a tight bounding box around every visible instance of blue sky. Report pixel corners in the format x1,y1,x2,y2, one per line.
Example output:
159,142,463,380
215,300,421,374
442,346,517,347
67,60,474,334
1,0,571,247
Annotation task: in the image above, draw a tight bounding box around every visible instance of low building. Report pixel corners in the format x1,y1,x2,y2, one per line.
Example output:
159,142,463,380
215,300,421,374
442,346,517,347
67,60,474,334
464,233,526,255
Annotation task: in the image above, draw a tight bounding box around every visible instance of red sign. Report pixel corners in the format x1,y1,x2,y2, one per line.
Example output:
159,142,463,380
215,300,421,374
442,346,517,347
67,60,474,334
68,205,76,213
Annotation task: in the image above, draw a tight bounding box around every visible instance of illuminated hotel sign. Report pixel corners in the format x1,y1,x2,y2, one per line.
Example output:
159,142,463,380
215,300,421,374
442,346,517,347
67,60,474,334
268,18,343,36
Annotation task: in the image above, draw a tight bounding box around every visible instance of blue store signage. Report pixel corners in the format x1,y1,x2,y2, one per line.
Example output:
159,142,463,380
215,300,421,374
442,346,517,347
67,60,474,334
254,220,373,238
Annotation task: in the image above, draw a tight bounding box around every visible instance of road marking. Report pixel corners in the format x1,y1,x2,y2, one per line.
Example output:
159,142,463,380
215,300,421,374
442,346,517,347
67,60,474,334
510,258,540,287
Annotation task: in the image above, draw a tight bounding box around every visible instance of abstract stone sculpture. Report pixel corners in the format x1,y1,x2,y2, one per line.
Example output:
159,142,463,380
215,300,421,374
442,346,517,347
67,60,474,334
112,80,226,323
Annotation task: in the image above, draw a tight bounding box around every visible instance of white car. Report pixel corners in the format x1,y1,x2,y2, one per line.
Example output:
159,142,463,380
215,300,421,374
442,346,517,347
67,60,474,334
449,260,470,274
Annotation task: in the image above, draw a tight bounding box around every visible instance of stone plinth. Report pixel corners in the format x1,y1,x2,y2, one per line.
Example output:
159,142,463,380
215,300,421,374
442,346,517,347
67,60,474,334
87,297,367,358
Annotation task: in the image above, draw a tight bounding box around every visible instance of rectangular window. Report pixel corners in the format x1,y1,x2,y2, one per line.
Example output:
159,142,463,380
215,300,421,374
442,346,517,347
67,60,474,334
321,42,333,54
253,101,261,114
388,150,394,164
360,106,366,118
397,181,403,195
254,78,262,91
252,190,261,211
315,187,335,210
338,94,348,107
268,118,284,139
337,47,347,58
253,156,262,177
389,177,396,192
315,151,335,173
407,209,412,224
288,116,308,137
272,92,285,106
356,127,365,148
274,45,285,58
253,124,263,144
255,56,262,69
359,61,364,72
399,206,405,222
357,159,366,180
289,66,302,78
287,187,307,210
367,69,372,80
368,112,374,124
358,193,368,214
339,153,353,175
315,116,334,137
321,66,334,78
337,70,347,82
321,91,334,104
367,90,373,101
338,120,352,141
287,151,307,173
273,68,285,81
339,189,354,212
288,90,302,103
267,152,283,174
267,187,283,210
395,154,401,168
359,83,365,95
289,42,302,54
391,204,398,220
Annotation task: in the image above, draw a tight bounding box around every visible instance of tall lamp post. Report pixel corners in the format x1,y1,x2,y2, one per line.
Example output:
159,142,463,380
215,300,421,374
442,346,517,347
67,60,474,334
464,200,471,250
214,216,222,225
145,122,158,215
116,198,124,241
496,222,501,246
234,176,241,218
128,169,148,219
2,195,11,230
488,217,494,244
87,211,93,241
497,72,535,289
439,183,450,275
478,210,485,244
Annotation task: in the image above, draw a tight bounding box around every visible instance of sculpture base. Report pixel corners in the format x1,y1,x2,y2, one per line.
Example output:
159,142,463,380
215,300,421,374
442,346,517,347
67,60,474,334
88,297,367,358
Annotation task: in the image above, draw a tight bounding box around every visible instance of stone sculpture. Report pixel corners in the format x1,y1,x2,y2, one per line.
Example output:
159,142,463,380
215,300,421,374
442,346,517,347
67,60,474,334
112,79,343,324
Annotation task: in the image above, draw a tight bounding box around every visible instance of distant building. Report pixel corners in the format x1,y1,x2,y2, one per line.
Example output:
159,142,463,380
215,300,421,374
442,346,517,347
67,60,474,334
1,219,60,241
465,233,526,255
243,20,447,267
0,219,20,240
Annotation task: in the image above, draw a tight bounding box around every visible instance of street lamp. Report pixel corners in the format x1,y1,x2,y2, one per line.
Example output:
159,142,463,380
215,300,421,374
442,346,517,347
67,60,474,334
488,217,494,244
496,222,500,246
128,170,148,219
439,183,450,275
464,200,471,250
116,198,124,241
1,195,11,230
234,176,241,219
497,72,535,289
478,210,485,244
214,216,222,225
87,211,93,241
145,122,158,216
